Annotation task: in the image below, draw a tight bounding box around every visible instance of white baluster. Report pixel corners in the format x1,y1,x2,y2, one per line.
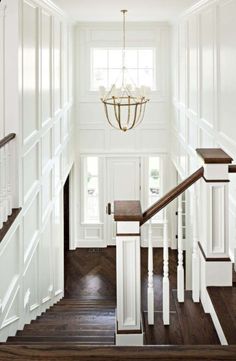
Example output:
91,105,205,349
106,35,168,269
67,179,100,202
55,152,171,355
163,209,169,325
192,190,200,302
177,195,184,302
147,219,154,325
6,142,12,215
0,147,3,228
2,145,8,222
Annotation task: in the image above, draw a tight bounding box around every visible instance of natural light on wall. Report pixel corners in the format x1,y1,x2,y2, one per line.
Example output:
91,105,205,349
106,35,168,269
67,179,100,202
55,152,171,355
84,157,99,223
91,48,156,91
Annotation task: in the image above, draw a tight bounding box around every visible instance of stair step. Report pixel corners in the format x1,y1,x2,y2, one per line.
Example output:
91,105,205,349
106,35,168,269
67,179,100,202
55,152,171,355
8,336,114,344
1,344,236,360
16,330,114,337
207,286,236,344
23,323,115,331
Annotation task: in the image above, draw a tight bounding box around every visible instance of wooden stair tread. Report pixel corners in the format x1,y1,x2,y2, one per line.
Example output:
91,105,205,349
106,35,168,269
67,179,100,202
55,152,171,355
1,344,236,360
16,330,114,337
7,297,116,346
8,336,114,343
172,290,219,345
207,286,236,344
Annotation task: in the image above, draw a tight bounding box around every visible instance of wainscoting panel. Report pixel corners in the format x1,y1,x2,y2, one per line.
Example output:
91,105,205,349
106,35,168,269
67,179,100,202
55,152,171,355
172,0,236,260
0,0,75,342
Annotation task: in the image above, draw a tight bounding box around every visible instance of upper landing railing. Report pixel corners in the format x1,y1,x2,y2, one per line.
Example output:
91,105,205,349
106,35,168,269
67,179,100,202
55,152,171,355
0,133,21,242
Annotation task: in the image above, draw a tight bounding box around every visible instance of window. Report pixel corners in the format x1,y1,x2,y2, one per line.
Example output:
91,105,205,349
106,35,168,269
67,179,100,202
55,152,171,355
91,48,156,91
148,157,162,221
84,157,99,223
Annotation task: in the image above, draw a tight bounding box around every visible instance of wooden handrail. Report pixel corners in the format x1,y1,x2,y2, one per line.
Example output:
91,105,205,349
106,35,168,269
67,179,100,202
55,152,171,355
0,133,16,149
229,165,236,173
141,167,204,226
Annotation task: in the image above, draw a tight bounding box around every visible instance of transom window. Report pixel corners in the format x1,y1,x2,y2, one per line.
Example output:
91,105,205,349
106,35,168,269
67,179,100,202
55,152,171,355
91,48,156,91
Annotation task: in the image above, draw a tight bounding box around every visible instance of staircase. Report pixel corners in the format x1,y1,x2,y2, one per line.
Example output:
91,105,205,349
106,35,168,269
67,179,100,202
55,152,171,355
7,299,116,346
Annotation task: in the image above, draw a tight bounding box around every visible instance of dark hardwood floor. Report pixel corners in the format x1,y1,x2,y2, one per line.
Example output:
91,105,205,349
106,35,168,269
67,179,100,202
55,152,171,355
207,285,236,344
3,247,236,360
64,247,116,300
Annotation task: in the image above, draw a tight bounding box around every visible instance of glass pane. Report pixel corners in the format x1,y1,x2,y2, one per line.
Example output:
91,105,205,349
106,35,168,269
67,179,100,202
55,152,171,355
127,69,138,85
93,49,108,68
92,69,108,89
108,69,122,88
108,49,122,69
149,157,160,198
125,50,138,68
148,157,161,221
138,49,154,68
85,157,99,222
138,68,153,87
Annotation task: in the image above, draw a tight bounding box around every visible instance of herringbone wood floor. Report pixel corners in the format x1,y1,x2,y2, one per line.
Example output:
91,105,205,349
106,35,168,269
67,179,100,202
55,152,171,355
64,247,219,345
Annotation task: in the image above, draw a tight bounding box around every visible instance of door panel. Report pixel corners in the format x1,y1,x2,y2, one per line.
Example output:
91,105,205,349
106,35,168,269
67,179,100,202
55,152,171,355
107,158,140,245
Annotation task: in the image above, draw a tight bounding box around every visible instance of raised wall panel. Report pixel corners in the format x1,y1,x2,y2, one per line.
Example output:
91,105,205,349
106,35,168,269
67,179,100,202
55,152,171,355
188,16,198,114
40,216,53,303
42,128,52,172
0,228,20,307
179,22,187,105
23,194,39,262
23,245,39,311
109,130,136,151
22,0,38,143
79,129,105,151
200,6,215,127
54,118,61,153
54,18,61,114
41,10,52,126
218,0,236,143
23,142,39,201
140,129,167,151
42,169,52,220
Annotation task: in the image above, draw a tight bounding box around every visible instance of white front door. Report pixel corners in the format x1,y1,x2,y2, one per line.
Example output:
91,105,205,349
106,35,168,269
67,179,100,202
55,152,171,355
106,157,141,245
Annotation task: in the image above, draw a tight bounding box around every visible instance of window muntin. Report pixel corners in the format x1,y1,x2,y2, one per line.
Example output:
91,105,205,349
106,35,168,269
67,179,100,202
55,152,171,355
91,48,156,91
84,157,99,223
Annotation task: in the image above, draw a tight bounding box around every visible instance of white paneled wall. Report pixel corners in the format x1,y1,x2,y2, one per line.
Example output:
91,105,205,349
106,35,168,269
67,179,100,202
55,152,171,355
76,23,170,155
172,0,236,260
75,23,174,247
0,0,75,341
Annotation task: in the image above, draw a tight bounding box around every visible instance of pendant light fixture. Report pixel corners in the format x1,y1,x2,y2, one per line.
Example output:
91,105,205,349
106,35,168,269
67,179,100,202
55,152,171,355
99,10,150,132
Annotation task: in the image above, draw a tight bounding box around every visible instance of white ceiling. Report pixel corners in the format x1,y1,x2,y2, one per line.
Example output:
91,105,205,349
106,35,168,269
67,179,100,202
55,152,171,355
52,0,200,22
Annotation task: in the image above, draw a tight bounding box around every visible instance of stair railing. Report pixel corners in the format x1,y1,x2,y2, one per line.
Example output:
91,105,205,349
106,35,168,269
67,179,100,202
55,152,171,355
0,133,16,229
143,167,204,325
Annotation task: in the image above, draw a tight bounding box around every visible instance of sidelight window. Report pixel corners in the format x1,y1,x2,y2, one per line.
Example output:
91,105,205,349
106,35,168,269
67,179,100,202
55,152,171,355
84,157,99,223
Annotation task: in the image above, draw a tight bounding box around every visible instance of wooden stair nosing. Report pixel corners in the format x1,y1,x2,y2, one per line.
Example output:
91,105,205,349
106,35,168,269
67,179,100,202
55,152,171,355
1,344,236,360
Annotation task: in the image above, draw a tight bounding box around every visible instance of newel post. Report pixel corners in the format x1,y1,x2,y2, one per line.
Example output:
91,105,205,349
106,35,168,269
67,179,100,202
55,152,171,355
196,148,233,312
114,201,144,346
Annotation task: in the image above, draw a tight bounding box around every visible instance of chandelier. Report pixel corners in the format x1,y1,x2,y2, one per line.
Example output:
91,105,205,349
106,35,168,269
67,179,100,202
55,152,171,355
99,10,150,132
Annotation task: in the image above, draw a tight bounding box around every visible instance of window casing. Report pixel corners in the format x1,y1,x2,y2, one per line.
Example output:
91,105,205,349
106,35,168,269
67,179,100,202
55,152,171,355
91,48,156,91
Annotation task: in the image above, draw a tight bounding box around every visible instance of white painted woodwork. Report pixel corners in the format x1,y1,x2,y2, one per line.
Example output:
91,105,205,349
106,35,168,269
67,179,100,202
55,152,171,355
192,191,200,302
163,210,170,325
106,157,140,246
147,220,154,325
0,0,75,342
0,140,15,228
172,0,236,263
177,195,184,302
116,230,143,345
199,180,230,259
